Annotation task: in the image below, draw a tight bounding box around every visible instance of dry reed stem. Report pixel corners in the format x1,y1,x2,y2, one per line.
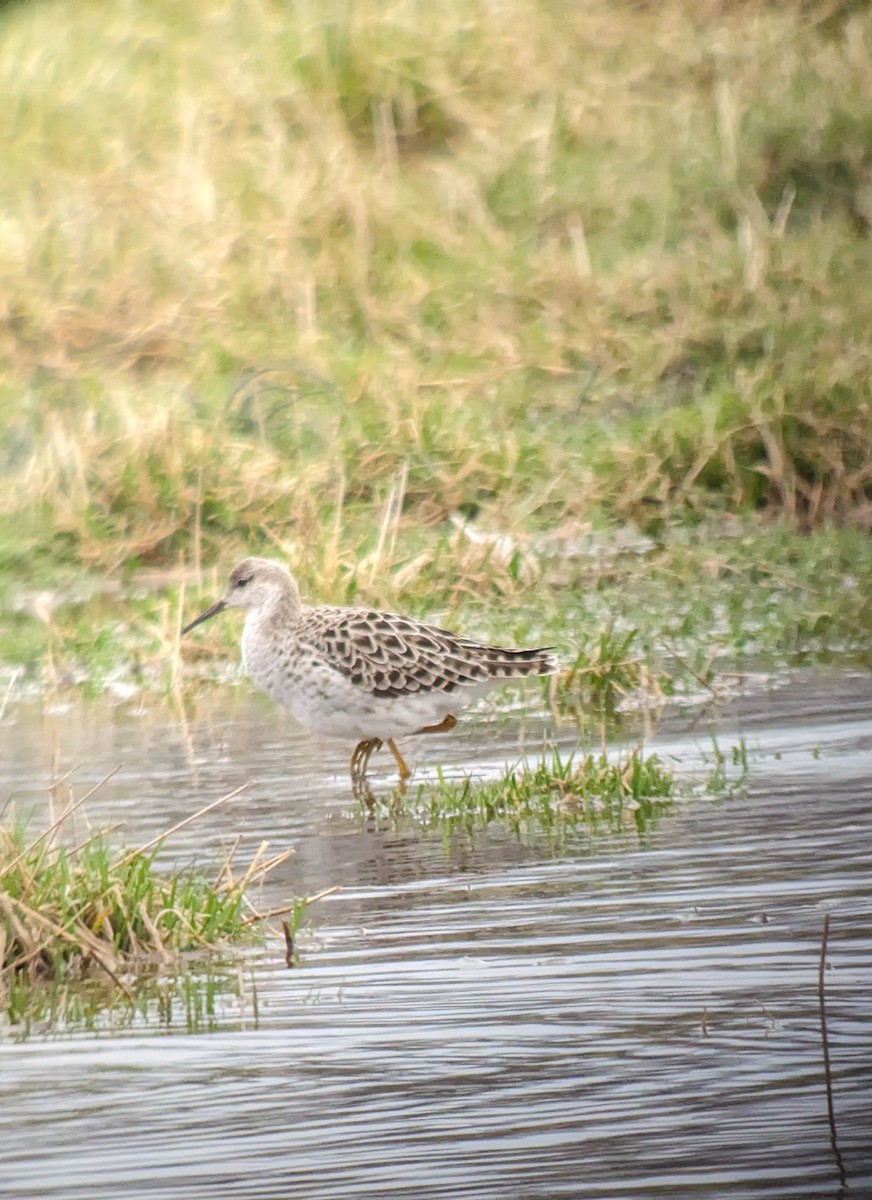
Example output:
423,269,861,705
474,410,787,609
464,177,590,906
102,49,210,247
240,886,340,929
818,914,847,1188
2,766,123,880
1,889,135,1000
117,784,249,865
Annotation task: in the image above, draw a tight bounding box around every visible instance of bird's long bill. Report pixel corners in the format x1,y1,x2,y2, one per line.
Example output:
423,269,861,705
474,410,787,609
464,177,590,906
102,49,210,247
181,598,227,635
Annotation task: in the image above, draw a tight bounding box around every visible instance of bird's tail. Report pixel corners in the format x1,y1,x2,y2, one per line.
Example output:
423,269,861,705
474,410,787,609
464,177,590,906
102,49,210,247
476,644,560,679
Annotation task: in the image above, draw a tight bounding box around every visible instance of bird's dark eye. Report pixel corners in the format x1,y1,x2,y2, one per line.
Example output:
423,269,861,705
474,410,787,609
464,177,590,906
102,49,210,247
236,576,252,589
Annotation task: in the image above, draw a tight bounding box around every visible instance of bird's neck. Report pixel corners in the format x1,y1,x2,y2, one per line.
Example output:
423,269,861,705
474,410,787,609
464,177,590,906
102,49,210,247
252,578,303,631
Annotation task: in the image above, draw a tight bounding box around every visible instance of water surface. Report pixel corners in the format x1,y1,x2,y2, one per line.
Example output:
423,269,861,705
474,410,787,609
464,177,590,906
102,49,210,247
0,672,870,1198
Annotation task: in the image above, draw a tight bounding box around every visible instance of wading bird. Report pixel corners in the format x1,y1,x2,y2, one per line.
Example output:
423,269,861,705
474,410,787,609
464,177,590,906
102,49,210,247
183,557,558,801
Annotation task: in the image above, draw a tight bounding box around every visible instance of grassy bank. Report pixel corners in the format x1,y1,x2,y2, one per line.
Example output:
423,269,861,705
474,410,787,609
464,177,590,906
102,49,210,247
3,522,869,701
0,0,870,687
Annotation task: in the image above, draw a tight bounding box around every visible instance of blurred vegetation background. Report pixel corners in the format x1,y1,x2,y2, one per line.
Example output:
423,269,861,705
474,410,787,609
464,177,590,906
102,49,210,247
0,0,870,684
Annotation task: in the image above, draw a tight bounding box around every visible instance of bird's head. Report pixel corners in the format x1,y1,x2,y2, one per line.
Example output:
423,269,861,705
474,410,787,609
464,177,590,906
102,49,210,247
182,558,298,633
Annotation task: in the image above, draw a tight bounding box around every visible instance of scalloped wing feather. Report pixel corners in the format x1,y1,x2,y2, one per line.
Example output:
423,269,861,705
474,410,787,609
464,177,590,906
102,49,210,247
296,607,556,698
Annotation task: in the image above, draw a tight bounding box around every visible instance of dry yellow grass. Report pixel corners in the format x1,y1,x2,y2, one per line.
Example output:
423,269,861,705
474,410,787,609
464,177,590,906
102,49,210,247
0,0,870,681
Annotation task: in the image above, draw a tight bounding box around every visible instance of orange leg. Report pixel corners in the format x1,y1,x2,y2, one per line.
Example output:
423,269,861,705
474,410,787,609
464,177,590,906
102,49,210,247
385,738,412,792
352,717,458,801
415,714,458,735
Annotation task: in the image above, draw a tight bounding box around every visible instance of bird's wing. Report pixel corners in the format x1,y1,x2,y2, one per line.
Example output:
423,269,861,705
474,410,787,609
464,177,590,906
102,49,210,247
296,608,498,698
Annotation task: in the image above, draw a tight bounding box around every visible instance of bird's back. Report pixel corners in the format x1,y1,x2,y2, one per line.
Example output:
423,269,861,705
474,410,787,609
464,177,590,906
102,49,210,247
290,604,557,699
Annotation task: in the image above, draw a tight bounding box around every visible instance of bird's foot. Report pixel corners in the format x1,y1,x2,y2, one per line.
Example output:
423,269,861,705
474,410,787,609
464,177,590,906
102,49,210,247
350,737,414,802
350,738,382,805
416,713,458,735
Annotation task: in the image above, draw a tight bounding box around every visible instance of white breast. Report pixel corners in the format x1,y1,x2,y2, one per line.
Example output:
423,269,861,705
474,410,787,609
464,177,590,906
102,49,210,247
240,612,496,741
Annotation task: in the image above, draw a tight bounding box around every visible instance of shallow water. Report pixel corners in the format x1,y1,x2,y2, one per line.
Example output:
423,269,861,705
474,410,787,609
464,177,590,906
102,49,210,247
1,672,871,1198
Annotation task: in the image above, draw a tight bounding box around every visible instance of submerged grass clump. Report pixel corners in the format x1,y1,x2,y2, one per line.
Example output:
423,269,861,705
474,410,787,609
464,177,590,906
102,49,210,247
374,747,679,843
554,627,661,720
0,802,305,1034
367,738,750,846
2,950,261,1041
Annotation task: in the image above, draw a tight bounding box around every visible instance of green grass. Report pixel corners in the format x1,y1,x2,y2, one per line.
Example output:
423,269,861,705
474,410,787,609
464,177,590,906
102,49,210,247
362,742,737,845
1,955,262,1041
556,627,653,720
0,0,870,685
0,801,308,1036
361,737,750,852
5,520,868,701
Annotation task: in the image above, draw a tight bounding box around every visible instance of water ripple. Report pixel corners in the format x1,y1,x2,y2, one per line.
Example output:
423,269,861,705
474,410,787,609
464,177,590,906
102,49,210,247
1,672,871,1197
